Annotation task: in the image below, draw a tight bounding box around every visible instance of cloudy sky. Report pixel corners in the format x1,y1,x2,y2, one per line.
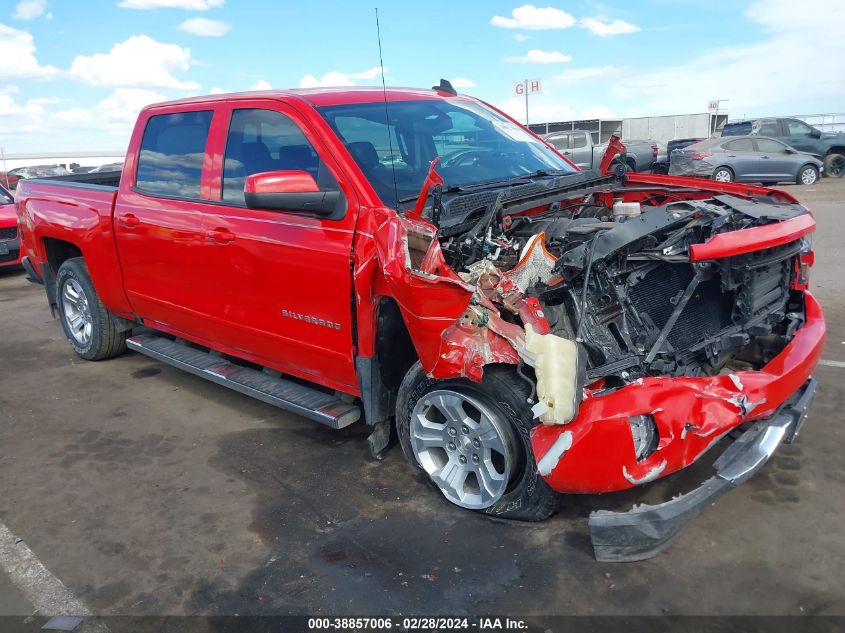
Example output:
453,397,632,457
1,0,843,153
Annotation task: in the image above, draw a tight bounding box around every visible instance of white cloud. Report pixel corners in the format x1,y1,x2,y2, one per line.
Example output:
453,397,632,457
491,4,575,30
13,0,47,20
69,35,200,90
117,0,224,9
0,88,166,151
611,0,845,116
209,85,225,94
549,65,620,85
299,66,386,88
504,49,572,64
581,105,615,119
177,17,229,36
250,79,271,90
450,77,476,88
498,96,614,125
0,24,57,79
579,17,639,36
512,33,530,42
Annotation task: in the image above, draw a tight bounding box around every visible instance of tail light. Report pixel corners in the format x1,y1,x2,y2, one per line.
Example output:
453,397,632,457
687,151,713,160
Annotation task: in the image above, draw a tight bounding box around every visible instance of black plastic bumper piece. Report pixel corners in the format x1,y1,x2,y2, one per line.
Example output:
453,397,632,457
588,377,817,562
21,256,43,284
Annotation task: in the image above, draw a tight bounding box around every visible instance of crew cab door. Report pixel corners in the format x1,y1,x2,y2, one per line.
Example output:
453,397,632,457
753,138,795,180
114,107,216,336
194,100,360,392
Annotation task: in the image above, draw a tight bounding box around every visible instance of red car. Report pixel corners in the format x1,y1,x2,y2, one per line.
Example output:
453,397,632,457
0,184,22,269
15,84,824,560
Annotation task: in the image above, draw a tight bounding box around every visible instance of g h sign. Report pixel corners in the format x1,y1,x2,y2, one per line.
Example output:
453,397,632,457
514,79,542,96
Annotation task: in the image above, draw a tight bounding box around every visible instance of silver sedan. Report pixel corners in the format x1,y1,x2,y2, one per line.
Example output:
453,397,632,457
669,136,823,185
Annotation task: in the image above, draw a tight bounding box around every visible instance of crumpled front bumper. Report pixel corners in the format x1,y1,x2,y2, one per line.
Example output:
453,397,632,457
530,292,825,559
588,377,816,561
531,293,824,494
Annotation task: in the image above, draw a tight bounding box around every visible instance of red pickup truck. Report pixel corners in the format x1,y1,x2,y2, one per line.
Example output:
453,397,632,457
0,184,22,269
16,84,824,561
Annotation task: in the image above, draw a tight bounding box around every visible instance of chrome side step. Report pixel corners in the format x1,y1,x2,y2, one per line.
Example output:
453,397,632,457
126,334,361,429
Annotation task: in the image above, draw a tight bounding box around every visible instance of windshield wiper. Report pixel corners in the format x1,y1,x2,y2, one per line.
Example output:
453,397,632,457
398,169,573,204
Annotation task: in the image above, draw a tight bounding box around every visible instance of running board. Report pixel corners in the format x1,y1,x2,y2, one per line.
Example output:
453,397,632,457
126,334,361,429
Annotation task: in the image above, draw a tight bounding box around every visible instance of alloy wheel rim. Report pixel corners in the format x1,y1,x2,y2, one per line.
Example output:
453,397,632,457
801,168,817,185
714,170,731,182
828,156,844,177
62,279,93,346
410,390,517,509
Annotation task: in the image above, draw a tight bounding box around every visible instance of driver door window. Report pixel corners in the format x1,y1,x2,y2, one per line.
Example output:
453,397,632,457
786,120,814,137
222,108,335,204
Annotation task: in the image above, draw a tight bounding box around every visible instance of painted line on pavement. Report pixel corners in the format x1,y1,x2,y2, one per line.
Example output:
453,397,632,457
0,520,108,631
819,359,845,368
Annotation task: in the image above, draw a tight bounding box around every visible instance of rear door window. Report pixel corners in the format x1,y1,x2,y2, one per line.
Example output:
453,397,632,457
724,139,754,152
136,111,213,198
754,138,788,153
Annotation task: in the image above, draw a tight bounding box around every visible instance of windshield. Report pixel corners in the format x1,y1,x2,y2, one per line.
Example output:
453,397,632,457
318,99,575,208
0,186,11,204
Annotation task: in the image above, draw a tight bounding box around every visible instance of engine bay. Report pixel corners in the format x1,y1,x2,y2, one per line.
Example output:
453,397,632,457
417,171,810,390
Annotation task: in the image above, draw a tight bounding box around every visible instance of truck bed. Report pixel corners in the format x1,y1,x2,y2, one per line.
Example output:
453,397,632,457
44,170,122,188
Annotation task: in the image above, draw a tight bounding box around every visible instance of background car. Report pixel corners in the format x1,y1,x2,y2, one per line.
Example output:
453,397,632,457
669,135,823,185
651,137,706,174
0,184,22,269
8,164,71,181
89,162,124,173
722,117,844,177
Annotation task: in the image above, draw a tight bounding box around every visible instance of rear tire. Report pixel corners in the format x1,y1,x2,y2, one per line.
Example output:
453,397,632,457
396,362,559,521
823,153,844,178
56,258,127,361
713,167,734,182
797,165,819,185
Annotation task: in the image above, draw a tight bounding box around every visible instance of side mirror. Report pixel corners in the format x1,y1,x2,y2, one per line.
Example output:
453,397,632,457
244,170,342,216
810,129,822,139
784,147,796,154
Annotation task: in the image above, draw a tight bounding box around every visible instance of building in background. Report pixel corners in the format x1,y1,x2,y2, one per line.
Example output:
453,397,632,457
528,112,730,145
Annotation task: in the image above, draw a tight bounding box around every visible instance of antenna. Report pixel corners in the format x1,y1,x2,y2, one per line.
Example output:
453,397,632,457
375,7,400,210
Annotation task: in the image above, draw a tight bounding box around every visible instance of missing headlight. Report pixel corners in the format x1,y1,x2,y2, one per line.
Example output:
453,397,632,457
628,414,658,461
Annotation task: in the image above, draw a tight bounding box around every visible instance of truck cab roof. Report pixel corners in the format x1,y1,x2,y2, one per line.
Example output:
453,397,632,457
143,86,461,112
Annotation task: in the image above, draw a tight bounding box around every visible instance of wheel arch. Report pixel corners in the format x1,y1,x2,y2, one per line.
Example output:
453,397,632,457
356,295,420,427
41,237,83,310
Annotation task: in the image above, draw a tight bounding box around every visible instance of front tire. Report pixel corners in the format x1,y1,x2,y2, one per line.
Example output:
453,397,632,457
824,152,845,178
56,258,127,361
797,165,819,185
713,166,734,182
396,362,558,521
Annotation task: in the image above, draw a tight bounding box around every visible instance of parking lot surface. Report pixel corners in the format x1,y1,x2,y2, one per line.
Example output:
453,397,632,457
1,179,844,618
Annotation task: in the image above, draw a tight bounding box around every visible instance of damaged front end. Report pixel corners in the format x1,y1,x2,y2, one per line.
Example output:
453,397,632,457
373,164,823,559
